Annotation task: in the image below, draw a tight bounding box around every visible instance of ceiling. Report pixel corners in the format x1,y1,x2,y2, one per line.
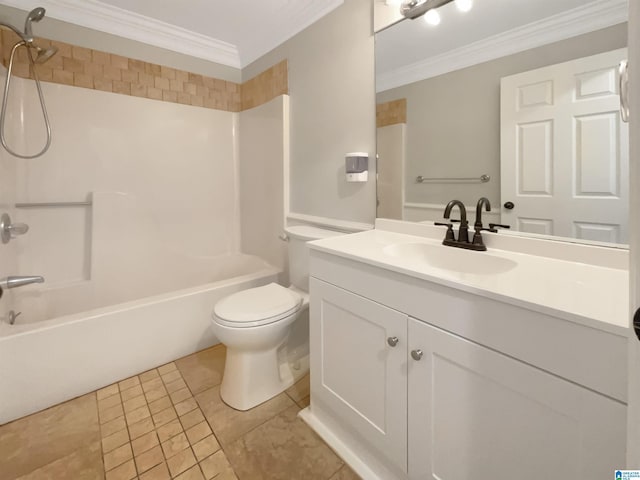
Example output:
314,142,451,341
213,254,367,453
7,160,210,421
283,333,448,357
376,0,628,91
0,0,344,68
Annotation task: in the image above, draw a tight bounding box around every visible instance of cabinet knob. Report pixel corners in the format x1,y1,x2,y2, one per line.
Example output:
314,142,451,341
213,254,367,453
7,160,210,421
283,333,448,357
411,349,424,361
387,336,399,347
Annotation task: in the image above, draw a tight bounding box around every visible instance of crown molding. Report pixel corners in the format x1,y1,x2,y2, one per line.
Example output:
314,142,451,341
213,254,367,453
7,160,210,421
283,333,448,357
242,0,344,67
0,0,242,68
377,0,629,92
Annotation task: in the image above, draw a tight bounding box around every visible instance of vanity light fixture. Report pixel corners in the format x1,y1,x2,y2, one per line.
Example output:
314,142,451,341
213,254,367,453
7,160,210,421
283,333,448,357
400,0,471,24
424,9,441,25
456,0,473,12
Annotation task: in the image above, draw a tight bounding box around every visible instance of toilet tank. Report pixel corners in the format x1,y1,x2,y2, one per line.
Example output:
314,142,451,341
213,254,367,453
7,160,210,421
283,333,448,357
285,226,343,292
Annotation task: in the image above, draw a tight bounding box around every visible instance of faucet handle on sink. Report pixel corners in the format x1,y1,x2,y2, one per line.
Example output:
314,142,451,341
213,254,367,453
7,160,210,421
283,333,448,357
434,222,455,241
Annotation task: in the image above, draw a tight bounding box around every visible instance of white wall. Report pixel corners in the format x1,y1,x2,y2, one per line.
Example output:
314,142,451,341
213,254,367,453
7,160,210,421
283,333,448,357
243,0,377,227
238,95,289,281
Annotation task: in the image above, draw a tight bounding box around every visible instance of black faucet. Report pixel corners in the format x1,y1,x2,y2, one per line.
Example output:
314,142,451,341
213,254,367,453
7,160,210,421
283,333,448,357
474,197,491,229
438,199,487,251
443,200,469,244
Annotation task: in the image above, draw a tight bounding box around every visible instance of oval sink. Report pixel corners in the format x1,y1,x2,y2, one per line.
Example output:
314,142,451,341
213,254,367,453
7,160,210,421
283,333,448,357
383,242,517,275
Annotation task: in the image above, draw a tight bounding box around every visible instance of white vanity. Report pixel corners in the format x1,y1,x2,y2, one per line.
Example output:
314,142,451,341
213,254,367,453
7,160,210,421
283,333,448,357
300,219,629,480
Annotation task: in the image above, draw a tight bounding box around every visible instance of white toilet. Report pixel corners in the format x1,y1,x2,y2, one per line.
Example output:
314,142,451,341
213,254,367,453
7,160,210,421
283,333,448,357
211,225,341,411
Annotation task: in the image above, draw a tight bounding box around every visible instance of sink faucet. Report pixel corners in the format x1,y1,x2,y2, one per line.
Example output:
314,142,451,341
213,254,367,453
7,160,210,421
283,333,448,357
443,200,469,243
474,197,491,229
438,200,487,251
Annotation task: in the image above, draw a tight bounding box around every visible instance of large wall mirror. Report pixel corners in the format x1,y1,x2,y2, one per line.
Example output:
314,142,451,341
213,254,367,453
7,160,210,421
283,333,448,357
375,0,629,245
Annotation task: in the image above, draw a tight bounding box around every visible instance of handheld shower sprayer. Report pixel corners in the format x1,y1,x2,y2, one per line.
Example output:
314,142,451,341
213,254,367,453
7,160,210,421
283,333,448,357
0,6,57,158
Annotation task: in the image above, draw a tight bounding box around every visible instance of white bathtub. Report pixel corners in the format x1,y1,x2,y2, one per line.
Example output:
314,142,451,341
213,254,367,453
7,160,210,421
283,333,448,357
0,254,279,424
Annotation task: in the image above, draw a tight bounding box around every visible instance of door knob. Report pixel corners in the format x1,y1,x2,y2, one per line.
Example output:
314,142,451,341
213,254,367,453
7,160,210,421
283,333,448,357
503,201,514,210
387,336,399,347
411,349,423,361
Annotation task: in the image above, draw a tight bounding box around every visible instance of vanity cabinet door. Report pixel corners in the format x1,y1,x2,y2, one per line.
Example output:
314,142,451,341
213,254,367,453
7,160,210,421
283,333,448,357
310,278,408,475
407,318,626,480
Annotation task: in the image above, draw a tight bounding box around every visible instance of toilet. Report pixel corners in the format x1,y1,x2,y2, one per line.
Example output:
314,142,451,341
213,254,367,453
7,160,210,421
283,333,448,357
211,225,342,411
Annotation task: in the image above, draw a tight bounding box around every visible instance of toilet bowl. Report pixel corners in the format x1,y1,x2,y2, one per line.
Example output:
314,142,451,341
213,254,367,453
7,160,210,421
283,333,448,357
210,225,342,411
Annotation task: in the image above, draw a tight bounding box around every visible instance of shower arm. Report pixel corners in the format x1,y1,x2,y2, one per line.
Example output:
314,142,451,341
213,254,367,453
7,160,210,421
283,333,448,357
0,22,31,43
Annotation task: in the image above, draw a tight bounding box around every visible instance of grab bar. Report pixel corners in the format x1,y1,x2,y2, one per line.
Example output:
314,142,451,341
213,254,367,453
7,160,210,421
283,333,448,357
416,174,490,184
15,201,92,208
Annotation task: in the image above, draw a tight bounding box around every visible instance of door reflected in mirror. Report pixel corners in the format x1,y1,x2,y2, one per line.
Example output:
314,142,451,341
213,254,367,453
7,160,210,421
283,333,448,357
375,0,629,245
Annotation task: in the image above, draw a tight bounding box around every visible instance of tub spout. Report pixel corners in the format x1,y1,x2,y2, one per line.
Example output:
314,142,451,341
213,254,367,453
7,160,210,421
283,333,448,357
0,275,44,289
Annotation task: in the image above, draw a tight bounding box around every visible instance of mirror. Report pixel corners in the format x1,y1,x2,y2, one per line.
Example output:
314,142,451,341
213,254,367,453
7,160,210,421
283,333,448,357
375,0,629,245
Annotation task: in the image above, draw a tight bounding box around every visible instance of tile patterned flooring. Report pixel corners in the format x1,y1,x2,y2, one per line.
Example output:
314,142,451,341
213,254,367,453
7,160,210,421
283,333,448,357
0,344,361,480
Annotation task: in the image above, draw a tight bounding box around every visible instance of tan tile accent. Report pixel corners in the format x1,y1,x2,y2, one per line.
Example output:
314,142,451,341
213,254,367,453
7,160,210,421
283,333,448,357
191,435,220,462
167,447,197,477
135,445,164,474
165,377,188,394
149,396,173,415
153,406,178,427
102,416,128,438
175,464,206,480
129,417,156,440
160,431,190,459
123,394,147,413
132,430,160,457
179,409,205,431
121,384,144,402
241,59,288,111
139,462,171,480
97,384,119,400
175,397,198,416
139,369,160,383
104,442,133,471
170,387,192,405
125,405,151,426
102,428,130,454
100,403,125,424
157,418,184,443
376,98,407,128
106,458,137,480
142,377,164,393
199,450,235,480
185,421,212,445
158,362,176,375
119,376,141,391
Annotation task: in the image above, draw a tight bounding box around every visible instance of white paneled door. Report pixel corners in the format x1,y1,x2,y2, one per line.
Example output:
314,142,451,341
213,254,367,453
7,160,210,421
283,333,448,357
501,48,629,243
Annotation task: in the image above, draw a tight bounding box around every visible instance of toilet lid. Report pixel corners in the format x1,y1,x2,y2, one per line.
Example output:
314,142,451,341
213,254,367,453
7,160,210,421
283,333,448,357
213,283,302,327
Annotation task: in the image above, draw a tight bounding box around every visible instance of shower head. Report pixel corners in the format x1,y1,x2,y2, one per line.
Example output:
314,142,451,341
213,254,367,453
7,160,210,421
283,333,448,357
24,7,47,42
30,43,57,63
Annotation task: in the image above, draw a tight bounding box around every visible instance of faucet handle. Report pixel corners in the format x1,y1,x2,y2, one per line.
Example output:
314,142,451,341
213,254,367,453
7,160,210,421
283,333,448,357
434,222,455,241
489,223,511,230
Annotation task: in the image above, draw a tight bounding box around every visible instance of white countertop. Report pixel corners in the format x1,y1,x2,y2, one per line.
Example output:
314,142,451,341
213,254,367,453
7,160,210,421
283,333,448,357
309,224,629,335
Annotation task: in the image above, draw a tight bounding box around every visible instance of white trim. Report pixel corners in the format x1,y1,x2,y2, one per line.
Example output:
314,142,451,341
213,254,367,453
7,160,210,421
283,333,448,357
377,0,629,92
287,212,373,233
298,408,386,480
0,0,344,69
0,0,241,67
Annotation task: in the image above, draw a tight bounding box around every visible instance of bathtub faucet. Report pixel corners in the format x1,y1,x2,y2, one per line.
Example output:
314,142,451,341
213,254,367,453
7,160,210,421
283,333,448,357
0,275,44,289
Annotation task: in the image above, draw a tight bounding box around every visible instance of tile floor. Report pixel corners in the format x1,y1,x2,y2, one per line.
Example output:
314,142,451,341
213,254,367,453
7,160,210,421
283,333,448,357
0,344,361,480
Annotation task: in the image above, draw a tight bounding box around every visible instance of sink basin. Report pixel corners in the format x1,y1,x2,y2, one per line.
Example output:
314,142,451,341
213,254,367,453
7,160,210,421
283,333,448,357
383,242,517,275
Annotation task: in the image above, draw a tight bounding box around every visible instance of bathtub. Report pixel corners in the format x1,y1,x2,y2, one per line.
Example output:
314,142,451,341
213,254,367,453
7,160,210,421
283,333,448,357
0,253,279,424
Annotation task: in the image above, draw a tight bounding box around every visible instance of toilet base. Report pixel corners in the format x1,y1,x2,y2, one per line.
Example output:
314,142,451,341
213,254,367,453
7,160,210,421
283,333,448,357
220,346,309,411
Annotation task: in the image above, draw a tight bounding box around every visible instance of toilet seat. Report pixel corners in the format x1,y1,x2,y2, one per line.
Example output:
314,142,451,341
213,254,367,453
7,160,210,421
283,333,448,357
213,283,302,328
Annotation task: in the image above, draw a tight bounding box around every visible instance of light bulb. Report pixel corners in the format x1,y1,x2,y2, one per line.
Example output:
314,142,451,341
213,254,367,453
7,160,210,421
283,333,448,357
456,0,473,12
424,9,441,25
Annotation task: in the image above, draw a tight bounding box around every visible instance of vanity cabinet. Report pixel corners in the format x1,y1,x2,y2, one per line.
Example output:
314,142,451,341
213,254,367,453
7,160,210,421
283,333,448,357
310,274,626,480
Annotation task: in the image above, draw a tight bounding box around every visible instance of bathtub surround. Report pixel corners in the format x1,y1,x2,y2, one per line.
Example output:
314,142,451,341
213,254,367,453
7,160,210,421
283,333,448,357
0,345,360,480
